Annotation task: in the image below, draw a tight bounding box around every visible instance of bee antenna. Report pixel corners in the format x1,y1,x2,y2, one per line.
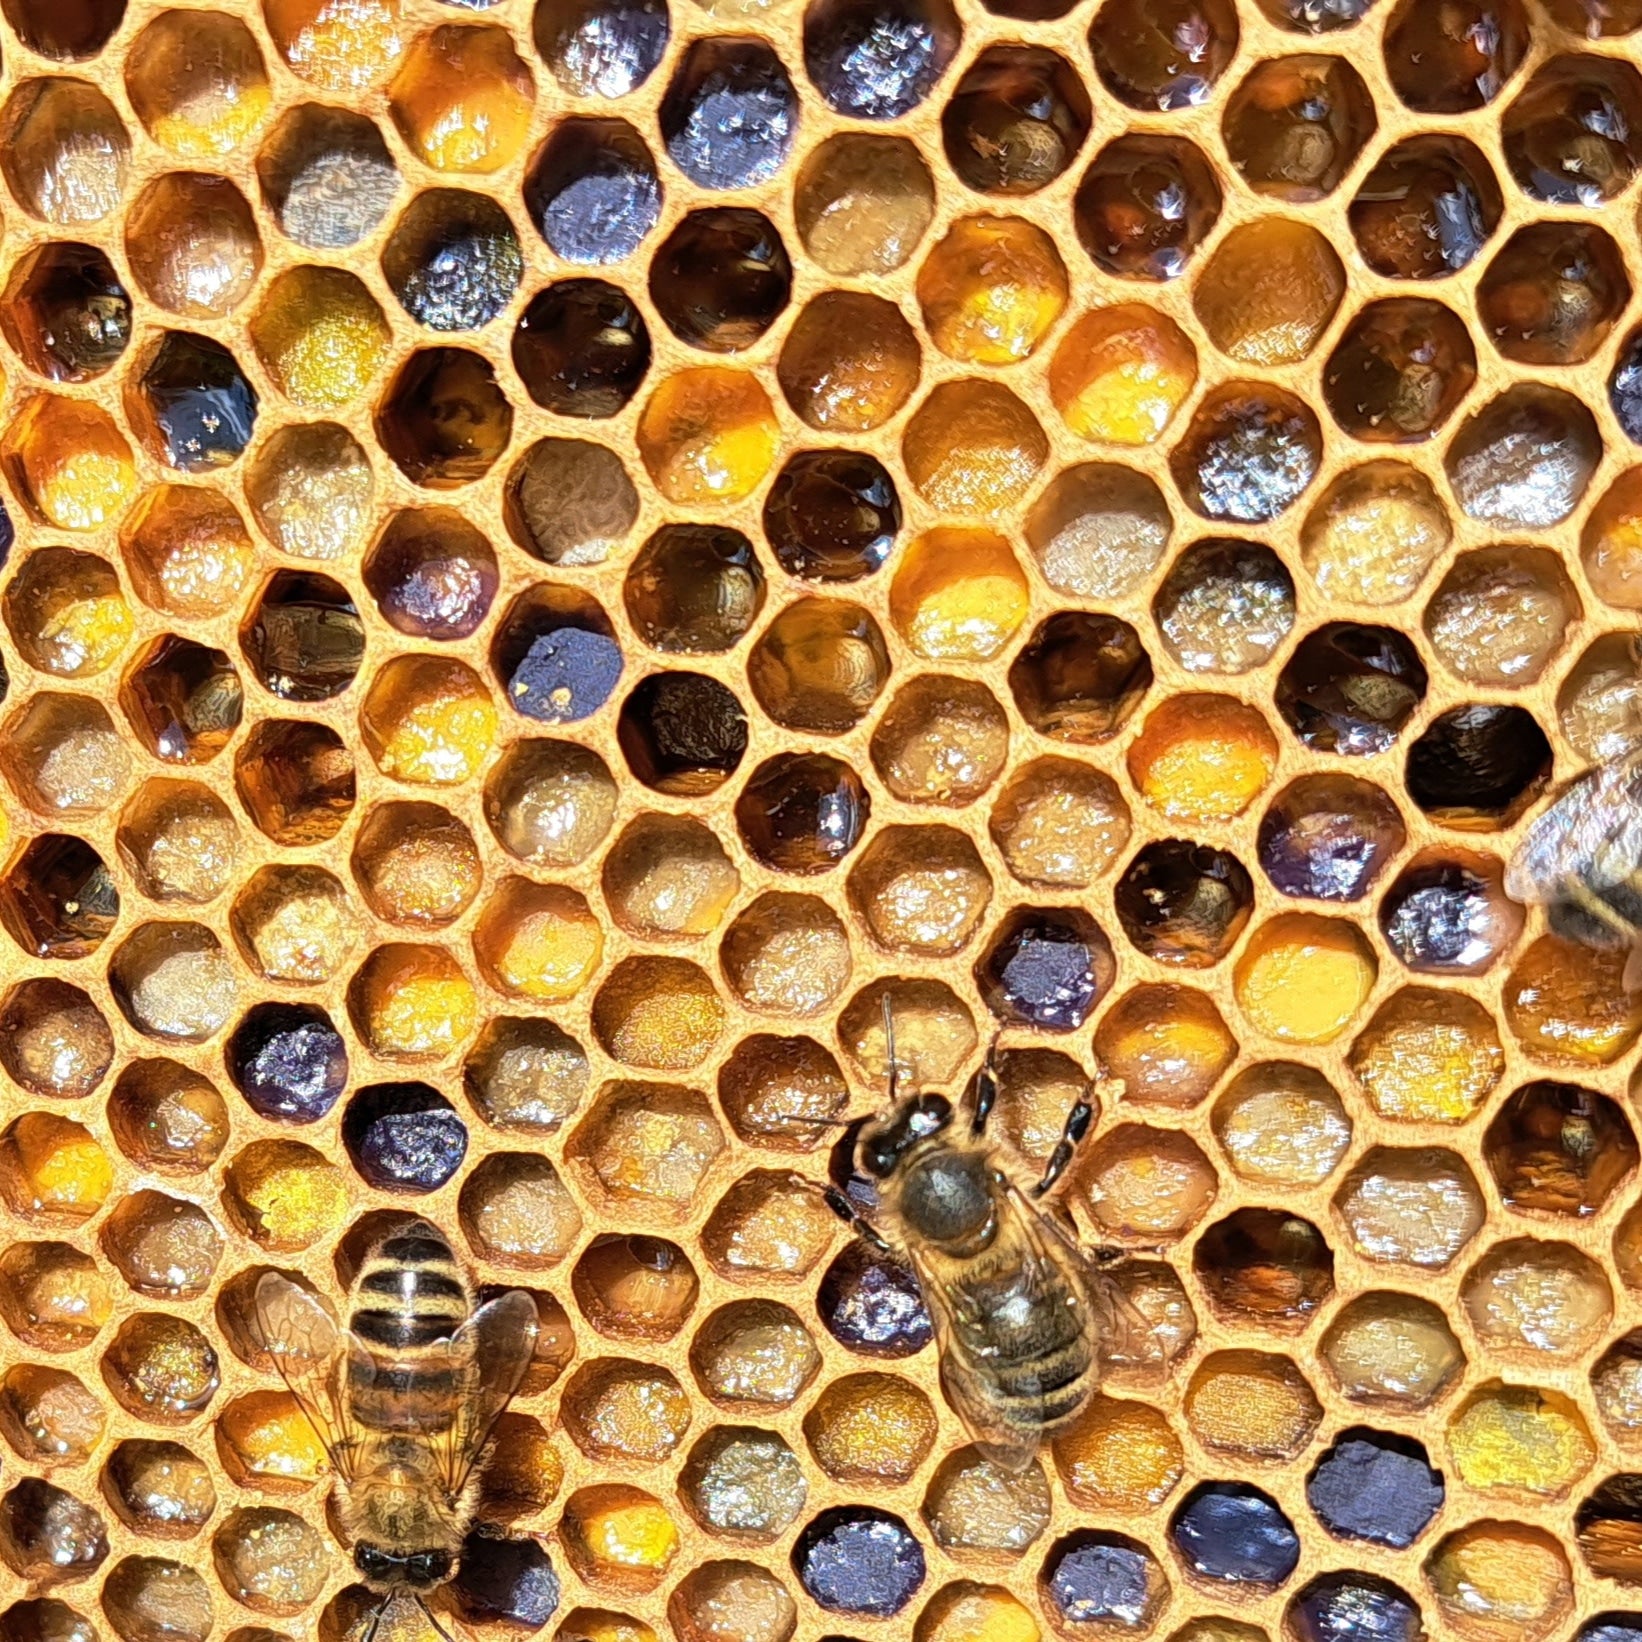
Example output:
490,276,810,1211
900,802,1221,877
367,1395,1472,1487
361,1595,393,1642
881,994,901,1103
416,1597,458,1642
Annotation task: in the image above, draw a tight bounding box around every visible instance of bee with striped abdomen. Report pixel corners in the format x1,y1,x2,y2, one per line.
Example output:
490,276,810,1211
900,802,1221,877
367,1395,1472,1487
818,1003,1149,1469
252,1219,538,1638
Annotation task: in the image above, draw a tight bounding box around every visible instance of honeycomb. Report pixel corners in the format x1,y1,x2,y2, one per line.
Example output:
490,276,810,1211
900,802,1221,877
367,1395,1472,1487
5,0,1642,1636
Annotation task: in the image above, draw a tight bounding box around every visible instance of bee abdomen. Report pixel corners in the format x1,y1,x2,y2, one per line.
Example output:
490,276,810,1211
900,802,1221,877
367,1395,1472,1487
347,1221,472,1430
994,1338,1096,1428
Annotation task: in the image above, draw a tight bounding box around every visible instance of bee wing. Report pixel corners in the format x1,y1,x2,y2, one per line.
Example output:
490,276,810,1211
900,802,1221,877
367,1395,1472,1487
429,1288,540,1500
251,1271,368,1482
899,1238,1041,1473
1507,750,1642,913
1010,1186,1157,1373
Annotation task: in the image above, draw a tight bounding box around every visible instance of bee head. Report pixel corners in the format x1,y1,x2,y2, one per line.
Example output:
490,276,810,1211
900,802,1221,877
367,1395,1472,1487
354,1543,453,1591
859,1092,953,1179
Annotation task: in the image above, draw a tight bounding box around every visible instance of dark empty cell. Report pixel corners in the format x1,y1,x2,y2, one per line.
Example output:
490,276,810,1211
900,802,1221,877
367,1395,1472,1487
1324,299,1477,442
662,36,798,190
0,1477,107,1583
127,331,258,472
0,1602,103,1642
747,598,891,734
451,1527,560,1626
375,347,513,489
1579,1477,1642,1583
976,907,1113,1030
1349,135,1501,280
1477,222,1630,366
1406,704,1551,826
648,208,791,352
512,279,649,417
381,189,522,332
1170,383,1322,522
1381,856,1512,974
1193,1208,1334,1323
1256,0,1377,27
0,0,123,58
0,835,118,960
524,118,660,266
1089,0,1238,111
1384,0,1529,113
763,450,900,583
623,524,764,653
1503,55,1642,206
1168,1484,1300,1585
1009,612,1151,744
121,637,244,764
492,588,623,726
1446,384,1601,530
226,1002,348,1123
343,1083,469,1193
817,1241,932,1356
1223,54,1374,201
736,753,870,874
242,572,364,702
0,241,130,382
1042,1532,1167,1633
618,672,748,796
804,0,958,118
1259,775,1406,902
235,720,356,846
1074,135,1222,280
256,103,399,251
364,509,499,641
941,45,1091,194
1114,839,1253,968
1287,1573,1425,1642
794,1509,925,1618
1306,1430,1444,1548
1275,624,1428,756
532,0,668,96
1484,1080,1637,1216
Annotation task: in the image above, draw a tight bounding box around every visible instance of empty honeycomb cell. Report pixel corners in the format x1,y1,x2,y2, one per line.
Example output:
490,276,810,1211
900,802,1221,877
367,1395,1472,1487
1048,305,1197,448
0,835,120,959
1384,0,1529,112
1010,613,1153,744
1194,1208,1335,1327
917,215,1067,366
1478,223,1630,367
1052,1395,1184,1514
1,243,131,384
1447,1381,1595,1497
1088,0,1238,110
1224,53,1375,202
120,636,243,765
651,207,791,354
1320,1292,1466,1409
765,450,900,585
1193,220,1344,368
1350,134,1502,279
513,279,650,418
1325,297,1477,443
1577,1476,1642,1583
1486,1078,1637,1214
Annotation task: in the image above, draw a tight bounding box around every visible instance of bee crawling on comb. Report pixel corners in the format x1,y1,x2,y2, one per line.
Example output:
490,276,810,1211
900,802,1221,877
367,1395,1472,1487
250,1219,539,1642
810,999,1155,1470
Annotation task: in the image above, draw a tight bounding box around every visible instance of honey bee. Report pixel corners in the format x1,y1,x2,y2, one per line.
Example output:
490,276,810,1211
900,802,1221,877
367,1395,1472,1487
252,1220,539,1641
1506,745,1642,990
817,1003,1148,1469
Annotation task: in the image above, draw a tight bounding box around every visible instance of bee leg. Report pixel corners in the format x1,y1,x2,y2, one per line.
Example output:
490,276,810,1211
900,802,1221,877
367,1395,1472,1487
416,1597,458,1642
360,1595,393,1642
815,1179,893,1254
1032,1093,1094,1198
968,1033,1002,1137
